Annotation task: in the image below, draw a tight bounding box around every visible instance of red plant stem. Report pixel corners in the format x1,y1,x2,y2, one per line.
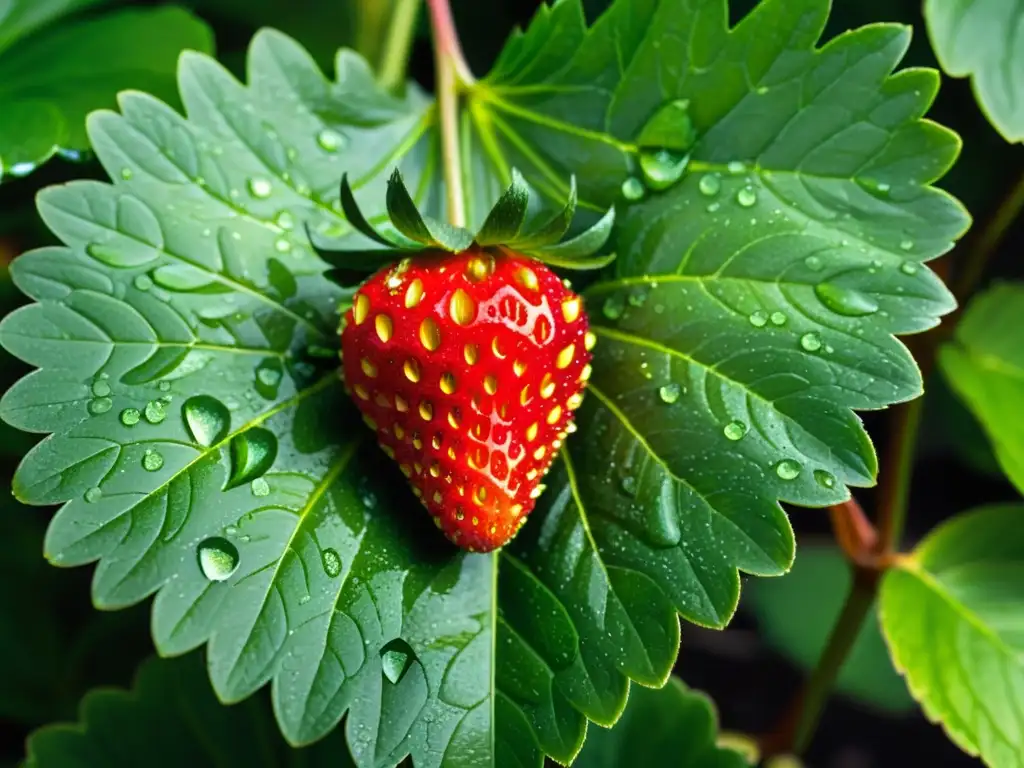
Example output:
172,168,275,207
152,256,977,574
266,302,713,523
426,0,475,86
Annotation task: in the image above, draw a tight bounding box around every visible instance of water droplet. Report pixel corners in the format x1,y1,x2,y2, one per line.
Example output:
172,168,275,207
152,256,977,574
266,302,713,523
698,174,721,196
182,395,230,447
316,128,347,152
274,210,295,230
120,408,141,426
602,294,626,320
627,290,648,307
899,239,914,251
88,397,112,415
158,380,171,392
620,476,638,496
142,449,164,471
380,638,415,684
775,459,802,480
247,177,272,199
254,358,284,399
274,238,291,253
804,255,823,271
800,332,823,352
197,537,240,582
724,421,748,441
706,202,721,213
639,149,689,191
621,177,645,201
899,261,918,275
658,383,681,404
813,469,836,489
322,547,342,578
251,478,270,497
133,274,153,291
814,283,879,317
144,400,167,424
226,428,278,489
736,187,757,207
84,487,102,503
770,311,787,326
727,160,746,175
748,310,768,327
120,168,133,180
877,182,890,193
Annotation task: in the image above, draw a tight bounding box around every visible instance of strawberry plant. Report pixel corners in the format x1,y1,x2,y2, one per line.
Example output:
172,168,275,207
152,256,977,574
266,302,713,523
1,0,1024,766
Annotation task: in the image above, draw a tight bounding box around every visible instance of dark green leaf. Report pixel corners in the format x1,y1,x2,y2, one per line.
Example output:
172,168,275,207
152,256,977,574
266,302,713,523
880,504,1024,767
510,176,578,250
573,677,750,768
0,6,213,177
338,172,406,248
0,0,105,54
386,169,474,250
475,168,530,245
924,0,1024,143
746,542,914,713
24,653,357,767
940,282,1024,494
524,205,615,264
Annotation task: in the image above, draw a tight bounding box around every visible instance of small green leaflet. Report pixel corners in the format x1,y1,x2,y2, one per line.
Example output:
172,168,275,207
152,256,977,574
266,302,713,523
940,283,1024,495
924,0,1024,143
880,504,1024,768
24,653,356,767
0,0,967,765
0,4,213,177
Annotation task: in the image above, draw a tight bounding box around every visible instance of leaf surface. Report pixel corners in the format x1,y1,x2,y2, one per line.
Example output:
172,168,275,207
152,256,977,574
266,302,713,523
940,283,1024,494
924,0,1024,142
880,504,1024,768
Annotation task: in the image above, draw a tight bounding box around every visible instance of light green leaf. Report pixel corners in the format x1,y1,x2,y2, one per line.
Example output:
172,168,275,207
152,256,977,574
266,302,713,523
924,0,1024,143
0,5,213,177
573,677,750,768
24,652,357,767
880,504,1024,768
746,542,913,713
940,282,1024,494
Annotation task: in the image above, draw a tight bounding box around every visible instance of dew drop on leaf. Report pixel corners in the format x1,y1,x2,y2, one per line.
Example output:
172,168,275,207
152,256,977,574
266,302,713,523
804,255,823,271
274,238,291,253
84,487,102,503
226,428,278,489
814,283,879,317
144,400,167,424
723,421,748,441
197,537,240,582
706,202,720,213
726,160,746,175
602,294,625,319
88,398,112,415
899,239,914,251
620,177,645,201
813,469,836,489
120,408,141,426
251,478,270,497
142,449,164,471
620,476,638,496
646,503,682,548
748,310,768,327
299,594,311,605
770,311,787,326
899,261,918,275
775,459,802,480
639,149,689,191
182,395,230,447
316,128,347,152
736,187,757,207
90,379,111,397
627,289,648,307
380,638,416,684
158,380,171,392
133,274,153,291
254,358,284,399
800,332,823,352
322,547,342,578
698,174,721,196
120,168,133,180
658,383,681,404
275,210,295,230
247,177,273,199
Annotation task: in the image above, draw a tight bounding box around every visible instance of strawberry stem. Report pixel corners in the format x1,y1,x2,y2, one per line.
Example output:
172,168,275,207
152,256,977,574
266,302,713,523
428,0,474,227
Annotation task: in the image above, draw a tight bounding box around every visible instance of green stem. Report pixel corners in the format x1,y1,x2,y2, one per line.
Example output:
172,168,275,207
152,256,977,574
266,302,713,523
793,572,877,753
378,0,422,93
427,0,471,226
876,394,925,553
953,166,1024,302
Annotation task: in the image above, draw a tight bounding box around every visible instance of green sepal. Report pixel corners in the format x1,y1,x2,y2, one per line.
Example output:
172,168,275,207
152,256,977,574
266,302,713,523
338,173,410,248
386,169,475,251
522,206,616,268
475,168,530,245
507,176,578,250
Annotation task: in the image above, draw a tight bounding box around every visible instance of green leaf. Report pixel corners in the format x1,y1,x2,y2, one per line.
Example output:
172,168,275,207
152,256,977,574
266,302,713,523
475,168,530,245
940,282,1024,494
746,542,914,713
386,169,475,250
524,205,615,265
0,0,105,53
509,176,577,250
573,677,750,768
880,504,1024,768
24,653,357,767
924,0,1024,143
0,5,214,177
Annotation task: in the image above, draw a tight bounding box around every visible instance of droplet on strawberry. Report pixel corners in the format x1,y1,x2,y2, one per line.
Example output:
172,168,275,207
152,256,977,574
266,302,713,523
340,246,594,552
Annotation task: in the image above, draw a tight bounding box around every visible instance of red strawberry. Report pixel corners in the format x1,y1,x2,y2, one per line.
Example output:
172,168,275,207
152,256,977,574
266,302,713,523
340,246,594,552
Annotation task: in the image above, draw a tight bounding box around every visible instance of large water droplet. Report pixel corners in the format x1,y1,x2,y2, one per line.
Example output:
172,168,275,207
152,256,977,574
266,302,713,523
120,408,141,426
144,400,167,424
91,380,111,397
84,487,102,503
775,459,802,480
736,187,757,207
800,332,823,352
698,174,721,196
658,383,681,404
322,547,342,578
254,358,284,399
142,449,164,471
88,397,112,415
247,177,273,199
748,310,768,328
813,469,836,489
197,537,240,581
316,128,347,152
226,428,278,489
814,283,879,317
639,149,689,191
182,395,230,447
380,638,416,684
621,177,645,201
646,503,682,548
724,421,748,441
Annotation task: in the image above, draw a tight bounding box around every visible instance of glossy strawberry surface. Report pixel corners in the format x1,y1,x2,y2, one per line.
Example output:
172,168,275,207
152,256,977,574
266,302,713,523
340,246,593,552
